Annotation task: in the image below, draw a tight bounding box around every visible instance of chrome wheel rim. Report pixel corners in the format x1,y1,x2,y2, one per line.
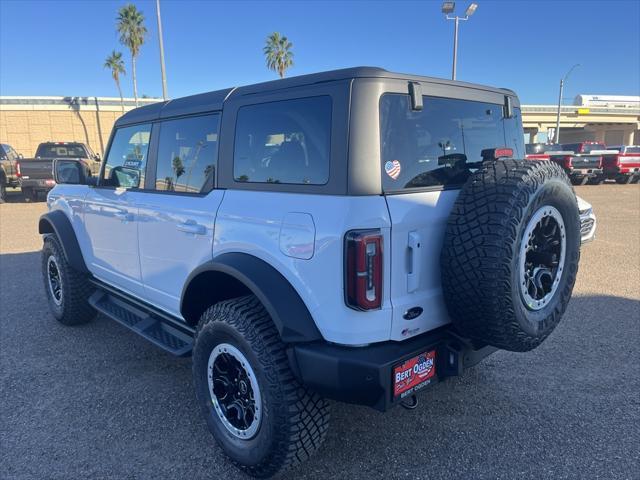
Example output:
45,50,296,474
207,343,262,439
519,206,566,311
47,255,63,306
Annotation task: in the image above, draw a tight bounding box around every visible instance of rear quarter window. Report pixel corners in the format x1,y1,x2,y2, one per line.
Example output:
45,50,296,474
233,96,332,185
380,94,524,191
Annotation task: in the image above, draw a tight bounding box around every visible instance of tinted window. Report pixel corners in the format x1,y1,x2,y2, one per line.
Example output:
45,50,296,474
581,143,606,153
103,124,151,188
625,147,640,154
233,96,331,185
380,94,523,190
154,114,220,194
36,144,88,158
1,144,16,160
562,143,579,153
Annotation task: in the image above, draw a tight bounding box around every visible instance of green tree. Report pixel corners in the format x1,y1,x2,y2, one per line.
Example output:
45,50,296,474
172,156,185,190
117,3,147,107
104,51,126,114
263,32,294,78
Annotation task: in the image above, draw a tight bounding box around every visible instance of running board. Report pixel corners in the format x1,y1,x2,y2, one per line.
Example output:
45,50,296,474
89,290,194,357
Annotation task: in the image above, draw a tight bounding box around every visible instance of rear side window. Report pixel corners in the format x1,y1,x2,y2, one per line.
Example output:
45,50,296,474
154,114,220,194
380,94,524,191
103,124,151,189
233,96,331,185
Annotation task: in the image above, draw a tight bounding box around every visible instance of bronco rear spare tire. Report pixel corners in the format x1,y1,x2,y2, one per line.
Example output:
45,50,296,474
441,160,581,352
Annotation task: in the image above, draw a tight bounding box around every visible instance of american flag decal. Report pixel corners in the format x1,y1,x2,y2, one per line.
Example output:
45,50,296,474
385,160,401,180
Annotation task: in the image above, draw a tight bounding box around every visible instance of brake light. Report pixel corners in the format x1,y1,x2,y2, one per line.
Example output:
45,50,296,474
563,156,573,168
345,229,383,310
15,162,21,178
481,147,513,161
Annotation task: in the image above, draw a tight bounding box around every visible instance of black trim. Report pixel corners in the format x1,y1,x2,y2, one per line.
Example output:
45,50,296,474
181,253,322,343
88,287,194,357
90,278,195,335
292,326,497,412
38,210,88,273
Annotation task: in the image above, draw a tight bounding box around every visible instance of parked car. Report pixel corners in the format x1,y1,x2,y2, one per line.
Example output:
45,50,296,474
40,67,596,478
546,141,606,185
0,143,23,202
602,145,640,184
19,142,100,201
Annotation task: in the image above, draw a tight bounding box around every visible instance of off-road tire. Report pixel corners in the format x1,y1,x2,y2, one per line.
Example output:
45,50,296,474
193,295,330,478
41,235,96,325
441,160,581,352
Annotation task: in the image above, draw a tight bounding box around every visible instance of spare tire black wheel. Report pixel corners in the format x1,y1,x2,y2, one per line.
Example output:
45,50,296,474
441,160,581,352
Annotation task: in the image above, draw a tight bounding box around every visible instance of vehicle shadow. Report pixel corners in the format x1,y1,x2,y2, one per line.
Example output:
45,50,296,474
1,249,638,479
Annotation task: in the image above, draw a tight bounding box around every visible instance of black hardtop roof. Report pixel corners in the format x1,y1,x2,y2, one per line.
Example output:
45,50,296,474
115,66,516,127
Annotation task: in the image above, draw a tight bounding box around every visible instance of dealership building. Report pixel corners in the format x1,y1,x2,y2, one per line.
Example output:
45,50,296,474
1,94,639,157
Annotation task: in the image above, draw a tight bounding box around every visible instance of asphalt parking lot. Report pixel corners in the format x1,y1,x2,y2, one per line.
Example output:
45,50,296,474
1,185,639,480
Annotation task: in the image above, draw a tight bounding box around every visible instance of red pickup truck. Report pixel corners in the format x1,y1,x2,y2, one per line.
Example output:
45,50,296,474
602,145,640,184
553,142,608,185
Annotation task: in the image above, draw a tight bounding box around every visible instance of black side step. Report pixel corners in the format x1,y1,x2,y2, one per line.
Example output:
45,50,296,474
89,290,194,357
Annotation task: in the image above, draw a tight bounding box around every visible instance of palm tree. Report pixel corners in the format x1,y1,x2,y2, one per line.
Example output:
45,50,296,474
104,51,126,114
117,4,147,107
263,32,294,78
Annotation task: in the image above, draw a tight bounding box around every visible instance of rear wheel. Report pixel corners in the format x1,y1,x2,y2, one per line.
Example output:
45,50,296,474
42,235,96,325
193,295,330,478
22,187,34,202
570,176,589,186
616,175,632,184
441,160,581,352
587,176,604,185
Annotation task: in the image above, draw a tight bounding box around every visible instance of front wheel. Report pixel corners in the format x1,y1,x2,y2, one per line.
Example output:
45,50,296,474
0,182,6,203
42,236,96,325
193,295,330,478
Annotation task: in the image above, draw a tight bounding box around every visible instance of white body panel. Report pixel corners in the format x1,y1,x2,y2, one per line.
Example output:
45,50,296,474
82,188,146,297
213,190,393,345
136,191,224,315
384,190,458,340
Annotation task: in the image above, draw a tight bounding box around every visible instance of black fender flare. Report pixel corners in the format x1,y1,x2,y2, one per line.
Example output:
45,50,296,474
181,253,322,343
38,210,88,273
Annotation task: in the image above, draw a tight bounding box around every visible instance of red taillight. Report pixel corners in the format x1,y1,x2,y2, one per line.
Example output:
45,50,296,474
15,162,21,178
345,229,383,310
563,155,573,168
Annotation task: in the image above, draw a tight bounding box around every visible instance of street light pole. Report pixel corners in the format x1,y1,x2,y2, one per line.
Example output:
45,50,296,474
554,63,580,144
442,2,478,81
156,0,168,101
452,16,459,80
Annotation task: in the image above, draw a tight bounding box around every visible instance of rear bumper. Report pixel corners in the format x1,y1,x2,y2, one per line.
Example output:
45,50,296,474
290,326,496,412
567,168,602,178
604,166,640,178
20,178,56,192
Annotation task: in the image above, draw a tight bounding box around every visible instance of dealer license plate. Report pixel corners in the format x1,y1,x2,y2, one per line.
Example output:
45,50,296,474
392,350,436,400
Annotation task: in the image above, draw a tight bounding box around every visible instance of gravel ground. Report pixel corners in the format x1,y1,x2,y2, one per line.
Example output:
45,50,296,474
1,185,639,480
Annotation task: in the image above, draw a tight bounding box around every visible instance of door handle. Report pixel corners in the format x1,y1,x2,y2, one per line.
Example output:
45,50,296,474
177,221,206,235
407,231,421,293
114,211,134,222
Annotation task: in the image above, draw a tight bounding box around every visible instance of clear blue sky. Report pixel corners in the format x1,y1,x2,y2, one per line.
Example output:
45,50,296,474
1,0,639,104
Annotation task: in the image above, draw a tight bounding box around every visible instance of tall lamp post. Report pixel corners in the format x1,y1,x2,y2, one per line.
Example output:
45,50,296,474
442,2,478,80
156,0,168,100
554,63,580,144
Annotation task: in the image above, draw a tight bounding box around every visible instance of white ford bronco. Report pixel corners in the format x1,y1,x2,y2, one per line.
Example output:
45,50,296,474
40,67,597,478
